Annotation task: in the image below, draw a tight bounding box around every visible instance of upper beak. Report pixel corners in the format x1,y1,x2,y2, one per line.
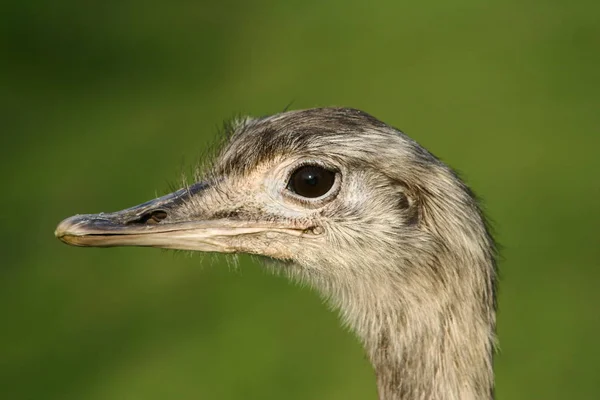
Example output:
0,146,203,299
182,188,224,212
55,182,307,253
55,182,224,251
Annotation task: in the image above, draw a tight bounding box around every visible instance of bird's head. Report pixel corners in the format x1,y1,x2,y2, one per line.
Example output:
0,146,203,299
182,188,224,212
55,107,497,399
56,108,491,298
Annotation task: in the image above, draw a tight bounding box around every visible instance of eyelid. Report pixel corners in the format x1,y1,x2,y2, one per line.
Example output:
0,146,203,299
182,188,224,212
282,159,339,186
282,160,342,207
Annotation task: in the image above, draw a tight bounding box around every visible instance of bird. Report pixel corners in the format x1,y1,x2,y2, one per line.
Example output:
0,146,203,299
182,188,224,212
55,107,497,400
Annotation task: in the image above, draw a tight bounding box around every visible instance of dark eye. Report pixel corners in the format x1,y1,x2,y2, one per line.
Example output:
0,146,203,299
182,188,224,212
287,165,336,198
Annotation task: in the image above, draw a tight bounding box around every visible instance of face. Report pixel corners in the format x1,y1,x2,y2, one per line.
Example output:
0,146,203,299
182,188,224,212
56,152,412,273
56,109,421,277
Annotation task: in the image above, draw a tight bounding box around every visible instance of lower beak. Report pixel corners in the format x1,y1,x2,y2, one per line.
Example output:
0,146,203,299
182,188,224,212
55,215,251,252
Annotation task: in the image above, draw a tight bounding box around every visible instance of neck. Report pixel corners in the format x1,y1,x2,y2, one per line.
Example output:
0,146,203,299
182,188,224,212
367,297,494,400
316,254,496,400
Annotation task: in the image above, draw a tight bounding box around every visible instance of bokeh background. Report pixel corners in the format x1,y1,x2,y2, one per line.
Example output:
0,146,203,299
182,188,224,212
2,1,599,399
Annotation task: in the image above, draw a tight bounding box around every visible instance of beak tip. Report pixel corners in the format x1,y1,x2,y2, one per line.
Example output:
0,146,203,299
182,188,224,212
55,215,84,245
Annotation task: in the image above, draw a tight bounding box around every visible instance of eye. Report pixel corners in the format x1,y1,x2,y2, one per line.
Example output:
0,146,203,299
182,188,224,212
287,165,336,198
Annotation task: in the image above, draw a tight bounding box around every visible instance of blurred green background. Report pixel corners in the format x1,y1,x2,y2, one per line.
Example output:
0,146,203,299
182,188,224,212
2,0,599,399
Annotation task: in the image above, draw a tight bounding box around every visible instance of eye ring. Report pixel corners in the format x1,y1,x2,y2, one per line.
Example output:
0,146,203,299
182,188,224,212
286,164,338,200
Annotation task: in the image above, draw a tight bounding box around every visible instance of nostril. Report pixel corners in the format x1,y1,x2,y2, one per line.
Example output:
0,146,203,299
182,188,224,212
134,210,168,225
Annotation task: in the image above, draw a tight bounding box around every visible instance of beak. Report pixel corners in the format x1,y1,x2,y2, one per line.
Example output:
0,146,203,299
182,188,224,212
55,182,304,253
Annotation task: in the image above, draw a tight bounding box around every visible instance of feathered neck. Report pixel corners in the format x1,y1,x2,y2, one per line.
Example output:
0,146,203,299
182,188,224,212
326,251,496,400
300,213,497,400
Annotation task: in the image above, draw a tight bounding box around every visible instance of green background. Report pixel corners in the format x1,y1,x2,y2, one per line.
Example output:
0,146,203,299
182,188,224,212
2,1,599,399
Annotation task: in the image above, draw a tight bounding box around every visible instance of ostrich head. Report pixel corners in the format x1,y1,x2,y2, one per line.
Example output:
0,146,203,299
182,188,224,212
55,107,497,400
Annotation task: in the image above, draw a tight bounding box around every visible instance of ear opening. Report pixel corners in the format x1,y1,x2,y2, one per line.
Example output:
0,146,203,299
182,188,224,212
397,185,421,226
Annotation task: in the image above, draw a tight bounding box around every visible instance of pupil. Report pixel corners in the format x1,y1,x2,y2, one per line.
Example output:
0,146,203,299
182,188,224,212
305,174,318,185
